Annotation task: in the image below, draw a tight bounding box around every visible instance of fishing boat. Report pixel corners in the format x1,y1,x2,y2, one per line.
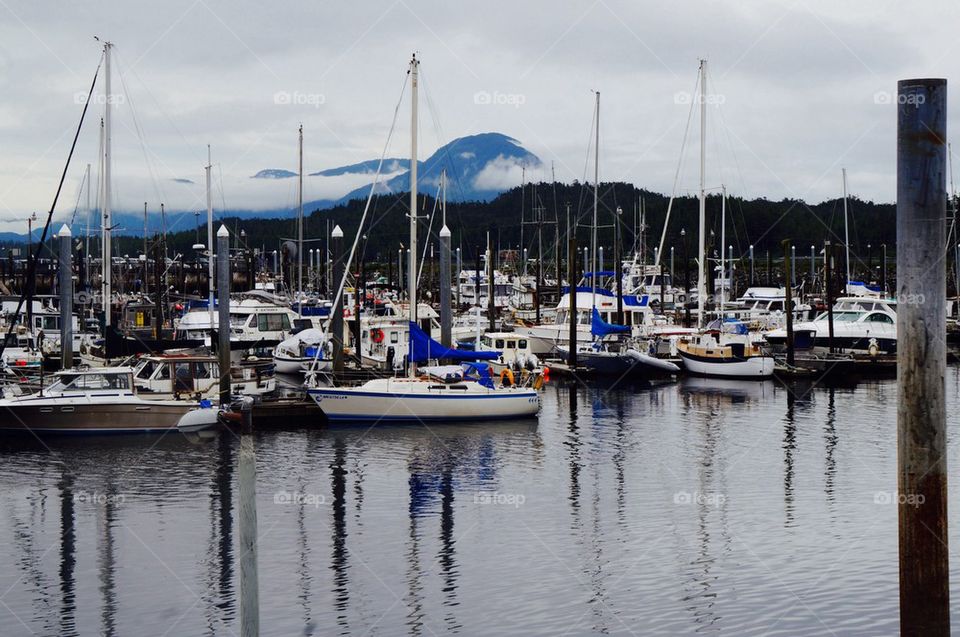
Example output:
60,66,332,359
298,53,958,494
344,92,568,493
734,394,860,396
0,367,195,434
132,352,276,399
305,55,540,424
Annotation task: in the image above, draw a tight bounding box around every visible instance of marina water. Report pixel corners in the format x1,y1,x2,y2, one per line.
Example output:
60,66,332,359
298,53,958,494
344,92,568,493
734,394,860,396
1,370,957,635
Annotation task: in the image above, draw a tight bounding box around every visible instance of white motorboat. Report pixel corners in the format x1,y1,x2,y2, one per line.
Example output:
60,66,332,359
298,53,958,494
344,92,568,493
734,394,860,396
764,296,897,354
0,367,195,434
273,328,331,374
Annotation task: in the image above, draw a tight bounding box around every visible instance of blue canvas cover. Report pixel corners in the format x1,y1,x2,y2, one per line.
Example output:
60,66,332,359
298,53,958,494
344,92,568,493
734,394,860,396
409,322,500,363
590,308,630,338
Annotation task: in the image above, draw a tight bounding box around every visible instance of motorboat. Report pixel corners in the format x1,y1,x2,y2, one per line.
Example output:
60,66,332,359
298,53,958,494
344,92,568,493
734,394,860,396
764,296,897,354
132,353,276,399
0,367,195,434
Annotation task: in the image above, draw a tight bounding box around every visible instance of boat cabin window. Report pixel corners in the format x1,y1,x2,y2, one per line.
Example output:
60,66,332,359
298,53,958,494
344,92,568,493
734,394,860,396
41,316,58,331
495,339,505,349
505,340,516,349
769,301,784,312
49,372,131,392
866,312,894,324
229,314,248,328
136,360,158,379
518,339,528,350
390,331,399,344
257,313,291,332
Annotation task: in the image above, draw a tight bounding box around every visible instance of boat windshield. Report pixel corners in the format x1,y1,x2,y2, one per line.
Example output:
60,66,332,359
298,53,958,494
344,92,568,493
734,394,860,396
47,372,132,393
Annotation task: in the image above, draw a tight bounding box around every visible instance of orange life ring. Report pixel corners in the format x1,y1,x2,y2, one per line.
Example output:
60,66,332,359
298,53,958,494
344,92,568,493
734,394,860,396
371,328,385,343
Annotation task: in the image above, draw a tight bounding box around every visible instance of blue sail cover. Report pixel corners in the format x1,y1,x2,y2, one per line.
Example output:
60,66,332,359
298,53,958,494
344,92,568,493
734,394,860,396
409,322,500,363
591,308,630,338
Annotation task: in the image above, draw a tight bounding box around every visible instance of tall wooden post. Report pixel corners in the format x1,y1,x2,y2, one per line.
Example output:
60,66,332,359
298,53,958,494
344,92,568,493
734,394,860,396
896,77,949,636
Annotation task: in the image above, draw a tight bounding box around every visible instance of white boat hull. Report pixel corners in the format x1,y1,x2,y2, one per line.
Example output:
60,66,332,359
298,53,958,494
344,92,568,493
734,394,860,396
307,379,540,422
678,351,775,378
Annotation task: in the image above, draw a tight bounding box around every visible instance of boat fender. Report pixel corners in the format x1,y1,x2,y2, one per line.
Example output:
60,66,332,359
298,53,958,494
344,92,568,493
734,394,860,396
500,368,515,387
868,338,880,357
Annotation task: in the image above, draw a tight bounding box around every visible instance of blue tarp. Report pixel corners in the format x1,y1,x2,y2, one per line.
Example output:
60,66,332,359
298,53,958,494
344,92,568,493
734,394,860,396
462,361,495,388
591,307,630,338
409,322,500,363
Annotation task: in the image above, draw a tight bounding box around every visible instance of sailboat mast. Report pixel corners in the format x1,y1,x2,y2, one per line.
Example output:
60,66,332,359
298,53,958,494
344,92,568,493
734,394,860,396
720,184,726,315
408,54,419,377
85,162,91,294
102,41,113,328
206,145,214,333
697,59,707,330
842,167,851,286
298,124,304,315
591,91,599,307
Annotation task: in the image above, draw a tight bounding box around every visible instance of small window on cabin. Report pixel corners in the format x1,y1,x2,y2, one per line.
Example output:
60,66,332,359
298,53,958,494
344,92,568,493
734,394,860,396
496,339,505,349
518,339,527,350
505,340,515,349
390,332,399,344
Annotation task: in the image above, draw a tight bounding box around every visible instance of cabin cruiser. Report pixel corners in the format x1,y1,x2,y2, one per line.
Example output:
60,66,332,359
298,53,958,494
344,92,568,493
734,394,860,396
764,296,897,354
0,299,85,359
132,353,276,399
456,269,512,309
623,262,685,309
0,367,195,433
175,296,315,351
721,287,811,330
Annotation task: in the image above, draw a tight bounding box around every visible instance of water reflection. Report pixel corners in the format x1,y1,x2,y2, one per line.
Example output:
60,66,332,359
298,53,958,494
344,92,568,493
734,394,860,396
0,373,932,635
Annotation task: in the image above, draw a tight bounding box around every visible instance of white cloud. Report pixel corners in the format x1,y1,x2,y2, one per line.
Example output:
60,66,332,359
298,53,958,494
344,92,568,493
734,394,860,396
471,155,527,191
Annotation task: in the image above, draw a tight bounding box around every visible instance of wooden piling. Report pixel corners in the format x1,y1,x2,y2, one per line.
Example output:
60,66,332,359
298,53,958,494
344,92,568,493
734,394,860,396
781,239,794,367
567,236,577,368
896,77,949,636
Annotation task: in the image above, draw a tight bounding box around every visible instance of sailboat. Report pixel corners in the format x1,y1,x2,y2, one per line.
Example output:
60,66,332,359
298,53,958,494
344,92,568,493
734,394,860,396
305,55,540,423
554,92,678,380
675,60,774,379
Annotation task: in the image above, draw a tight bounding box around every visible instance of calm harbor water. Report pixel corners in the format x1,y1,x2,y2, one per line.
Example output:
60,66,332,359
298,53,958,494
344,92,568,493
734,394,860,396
2,370,960,635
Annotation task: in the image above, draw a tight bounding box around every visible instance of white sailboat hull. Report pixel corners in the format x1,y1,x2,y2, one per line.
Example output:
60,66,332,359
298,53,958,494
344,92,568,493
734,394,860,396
678,351,775,378
307,378,539,422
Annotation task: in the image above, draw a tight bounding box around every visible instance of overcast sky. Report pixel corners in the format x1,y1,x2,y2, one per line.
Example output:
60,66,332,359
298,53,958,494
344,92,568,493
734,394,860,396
0,0,956,233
